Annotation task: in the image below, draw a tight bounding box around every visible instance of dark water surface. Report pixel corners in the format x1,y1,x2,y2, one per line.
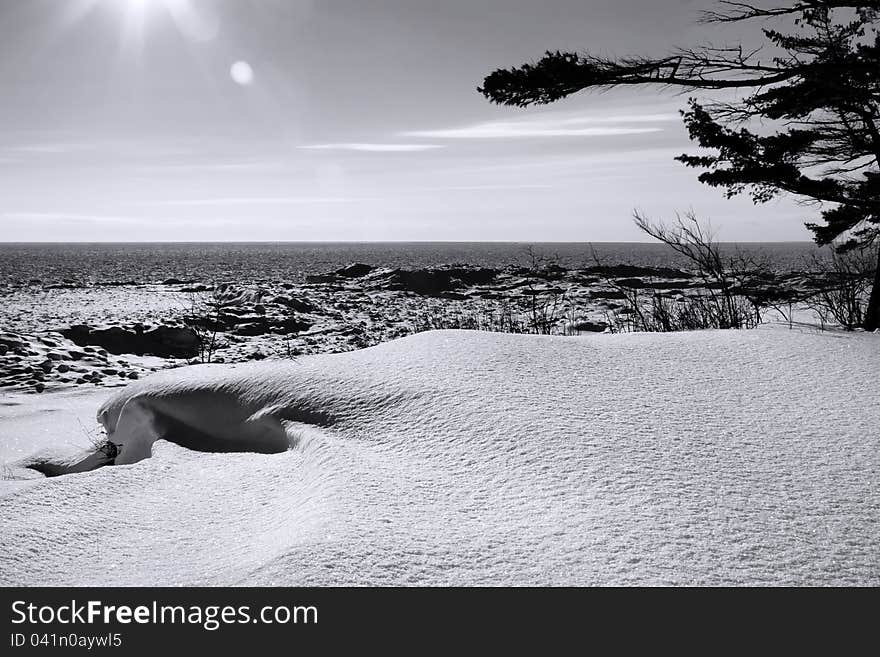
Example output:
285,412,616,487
0,241,828,286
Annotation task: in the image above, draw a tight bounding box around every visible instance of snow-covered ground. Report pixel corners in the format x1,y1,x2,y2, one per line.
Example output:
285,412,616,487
1,327,877,585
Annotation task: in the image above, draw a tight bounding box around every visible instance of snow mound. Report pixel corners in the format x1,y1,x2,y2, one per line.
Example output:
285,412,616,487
1,328,878,585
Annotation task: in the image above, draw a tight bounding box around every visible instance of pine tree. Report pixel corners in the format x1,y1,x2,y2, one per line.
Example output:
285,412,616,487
480,1,880,329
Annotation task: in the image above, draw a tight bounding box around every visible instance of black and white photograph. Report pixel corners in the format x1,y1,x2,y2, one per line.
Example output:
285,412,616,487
0,0,878,603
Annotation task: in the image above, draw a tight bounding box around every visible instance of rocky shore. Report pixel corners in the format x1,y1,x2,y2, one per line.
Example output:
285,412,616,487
0,260,819,393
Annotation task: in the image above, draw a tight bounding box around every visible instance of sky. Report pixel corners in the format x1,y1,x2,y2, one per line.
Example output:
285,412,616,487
0,0,812,242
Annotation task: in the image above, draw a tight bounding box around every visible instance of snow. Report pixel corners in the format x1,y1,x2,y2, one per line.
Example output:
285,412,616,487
1,327,878,585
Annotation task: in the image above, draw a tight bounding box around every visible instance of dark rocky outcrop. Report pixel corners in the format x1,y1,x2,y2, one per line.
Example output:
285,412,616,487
588,289,629,300
232,322,270,336
374,267,498,296
61,324,200,358
335,263,374,278
271,317,313,334
271,295,317,313
570,320,608,333
305,263,374,284
582,265,693,279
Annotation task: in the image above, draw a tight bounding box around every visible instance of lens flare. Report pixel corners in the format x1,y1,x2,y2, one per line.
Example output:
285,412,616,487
230,61,254,86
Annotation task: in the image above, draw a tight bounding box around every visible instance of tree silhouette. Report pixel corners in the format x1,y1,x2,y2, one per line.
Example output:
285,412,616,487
479,1,880,329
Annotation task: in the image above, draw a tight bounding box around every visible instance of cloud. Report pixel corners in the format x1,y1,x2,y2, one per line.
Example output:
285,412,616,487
2,141,196,157
147,196,378,206
401,112,676,139
299,143,444,152
411,183,555,192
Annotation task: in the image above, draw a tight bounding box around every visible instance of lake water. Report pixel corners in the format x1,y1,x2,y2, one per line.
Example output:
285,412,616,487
0,241,829,287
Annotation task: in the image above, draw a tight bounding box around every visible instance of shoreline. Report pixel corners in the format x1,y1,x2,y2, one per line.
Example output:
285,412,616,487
0,259,844,395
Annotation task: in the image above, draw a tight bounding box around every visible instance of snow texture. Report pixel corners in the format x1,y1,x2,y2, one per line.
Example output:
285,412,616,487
1,328,878,585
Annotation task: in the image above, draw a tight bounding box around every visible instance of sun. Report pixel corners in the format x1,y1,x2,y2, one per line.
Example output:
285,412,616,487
59,0,219,44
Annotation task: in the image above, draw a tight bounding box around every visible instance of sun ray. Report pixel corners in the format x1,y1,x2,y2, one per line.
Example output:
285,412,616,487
118,0,149,62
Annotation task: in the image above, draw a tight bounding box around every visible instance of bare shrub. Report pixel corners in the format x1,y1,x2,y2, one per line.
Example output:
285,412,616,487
598,211,770,332
803,247,875,331
181,287,234,363
519,246,570,334
411,301,529,334
78,418,118,462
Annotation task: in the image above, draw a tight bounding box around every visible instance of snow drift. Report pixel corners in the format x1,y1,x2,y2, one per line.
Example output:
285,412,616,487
1,328,878,585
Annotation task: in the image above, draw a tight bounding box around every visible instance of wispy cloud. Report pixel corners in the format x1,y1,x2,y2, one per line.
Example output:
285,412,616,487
411,183,554,192
2,141,194,155
147,196,378,207
401,112,676,139
299,143,444,152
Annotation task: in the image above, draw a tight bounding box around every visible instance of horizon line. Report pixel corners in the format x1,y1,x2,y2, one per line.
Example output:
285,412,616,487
0,239,820,245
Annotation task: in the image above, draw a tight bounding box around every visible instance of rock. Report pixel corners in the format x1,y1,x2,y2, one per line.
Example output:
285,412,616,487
374,267,498,296
61,324,200,359
56,363,70,373
582,264,693,279
45,351,65,361
306,263,374,284
38,360,54,373
233,321,270,336
271,318,313,335
213,283,263,305
272,296,317,313
0,334,26,349
335,263,374,278
0,345,7,356
220,312,266,326
101,368,118,376
34,382,45,393
128,372,139,379
571,321,608,333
